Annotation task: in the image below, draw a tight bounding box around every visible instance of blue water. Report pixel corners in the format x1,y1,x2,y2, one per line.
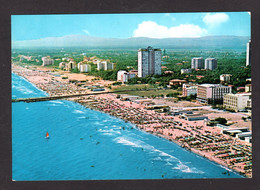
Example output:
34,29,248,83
12,73,242,180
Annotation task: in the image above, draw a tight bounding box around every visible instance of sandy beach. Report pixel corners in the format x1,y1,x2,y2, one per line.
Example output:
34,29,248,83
12,64,252,177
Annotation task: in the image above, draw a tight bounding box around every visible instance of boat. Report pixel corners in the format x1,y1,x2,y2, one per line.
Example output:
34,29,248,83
46,132,50,139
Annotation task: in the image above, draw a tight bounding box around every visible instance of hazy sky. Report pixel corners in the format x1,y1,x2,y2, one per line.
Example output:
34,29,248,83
12,12,250,41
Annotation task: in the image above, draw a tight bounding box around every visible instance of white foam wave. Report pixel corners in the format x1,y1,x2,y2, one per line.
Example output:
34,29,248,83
73,110,85,114
114,137,142,148
113,136,204,175
152,157,163,161
98,128,121,135
51,100,64,104
77,116,86,119
173,163,204,174
103,133,113,136
14,85,35,95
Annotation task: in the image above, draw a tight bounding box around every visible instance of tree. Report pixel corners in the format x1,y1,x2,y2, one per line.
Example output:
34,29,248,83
214,117,227,125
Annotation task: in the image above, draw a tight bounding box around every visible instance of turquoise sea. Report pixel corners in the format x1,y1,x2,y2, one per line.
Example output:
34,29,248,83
12,73,242,180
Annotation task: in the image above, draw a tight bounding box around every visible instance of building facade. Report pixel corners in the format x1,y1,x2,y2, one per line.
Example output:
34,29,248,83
223,93,251,112
182,83,198,97
59,62,66,69
42,56,54,66
181,68,192,74
246,40,251,66
78,64,91,73
97,61,115,71
220,74,232,83
197,84,231,103
205,58,217,70
191,57,204,69
169,79,187,87
138,46,162,78
245,84,252,92
117,70,136,83
65,61,76,71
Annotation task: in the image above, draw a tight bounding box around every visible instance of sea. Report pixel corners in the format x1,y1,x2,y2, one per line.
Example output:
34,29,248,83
12,73,243,180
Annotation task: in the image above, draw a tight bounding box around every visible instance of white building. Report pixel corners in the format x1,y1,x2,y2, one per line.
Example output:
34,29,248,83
205,58,217,70
42,56,54,66
78,63,91,73
117,70,136,83
182,83,198,97
181,69,192,74
245,84,252,92
65,60,76,71
220,74,232,83
246,40,251,66
59,62,67,69
197,84,231,103
223,93,251,112
191,57,204,69
138,46,162,78
97,61,114,71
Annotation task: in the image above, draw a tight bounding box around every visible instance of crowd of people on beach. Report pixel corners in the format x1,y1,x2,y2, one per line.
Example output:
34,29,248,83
74,94,252,177
12,64,252,177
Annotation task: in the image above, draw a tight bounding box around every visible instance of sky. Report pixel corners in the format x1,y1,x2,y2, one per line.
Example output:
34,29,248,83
11,12,250,41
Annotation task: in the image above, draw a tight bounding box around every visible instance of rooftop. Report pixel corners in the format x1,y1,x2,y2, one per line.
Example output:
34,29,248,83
199,84,227,87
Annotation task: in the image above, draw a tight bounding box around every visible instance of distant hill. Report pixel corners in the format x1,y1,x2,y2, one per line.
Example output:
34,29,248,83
12,35,250,50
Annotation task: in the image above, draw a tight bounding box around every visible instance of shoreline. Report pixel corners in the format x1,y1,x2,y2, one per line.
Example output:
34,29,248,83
12,64,252,178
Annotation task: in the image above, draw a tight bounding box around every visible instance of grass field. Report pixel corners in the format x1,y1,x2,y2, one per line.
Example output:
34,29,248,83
112,84,181,97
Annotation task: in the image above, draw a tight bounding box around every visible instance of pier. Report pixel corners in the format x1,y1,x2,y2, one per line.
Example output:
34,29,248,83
12,88,157,103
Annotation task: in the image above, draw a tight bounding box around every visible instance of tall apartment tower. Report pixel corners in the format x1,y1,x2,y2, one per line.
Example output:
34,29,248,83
191,57,204,69
138,46,162,78
205,58,217,70
246,40,251,66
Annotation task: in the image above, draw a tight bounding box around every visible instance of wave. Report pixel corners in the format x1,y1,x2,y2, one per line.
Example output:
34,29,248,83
173,163,204,174
73,110,85,114
13,85,35,95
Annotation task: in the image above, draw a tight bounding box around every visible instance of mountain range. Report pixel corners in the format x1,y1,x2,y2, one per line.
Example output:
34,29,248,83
12,35,250,50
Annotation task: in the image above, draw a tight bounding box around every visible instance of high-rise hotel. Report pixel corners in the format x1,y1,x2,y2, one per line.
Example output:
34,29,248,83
138,46,162,78
205,58,217,70
191,57,204,69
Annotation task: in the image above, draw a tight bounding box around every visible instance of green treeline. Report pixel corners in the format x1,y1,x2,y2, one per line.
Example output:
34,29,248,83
12,48,251,90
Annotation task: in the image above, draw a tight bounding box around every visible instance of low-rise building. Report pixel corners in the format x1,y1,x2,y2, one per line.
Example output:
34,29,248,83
220,74,232,83
245,84,252,92
133,99,154,106
120,95,140,101
117,70,136,83
129,70,138,76
169,79,187,87
196,75,205,79
65,60,76,71
42,56,54,66
182,83,198,97
223,93,251,112
182,113,208,121
145,104,170,112
59,62,67,69
164,71,174,74
197,84,231,104
181,69,192,74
